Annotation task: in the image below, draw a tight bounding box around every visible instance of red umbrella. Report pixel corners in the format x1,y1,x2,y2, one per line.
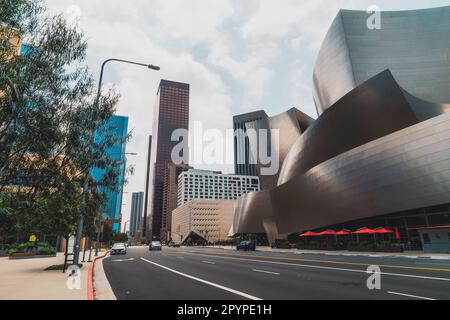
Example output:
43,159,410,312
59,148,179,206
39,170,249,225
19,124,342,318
373,227,393,234
317,230,337,236
300,231,320,237
352,228,377,234
335,230,351,235
395,227,401,240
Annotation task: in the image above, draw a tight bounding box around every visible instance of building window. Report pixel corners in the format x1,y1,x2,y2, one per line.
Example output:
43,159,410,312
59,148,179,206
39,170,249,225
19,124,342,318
422,233,430,244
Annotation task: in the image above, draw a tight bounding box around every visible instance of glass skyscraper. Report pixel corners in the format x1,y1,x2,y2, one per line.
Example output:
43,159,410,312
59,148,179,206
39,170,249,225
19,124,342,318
91,115,129,233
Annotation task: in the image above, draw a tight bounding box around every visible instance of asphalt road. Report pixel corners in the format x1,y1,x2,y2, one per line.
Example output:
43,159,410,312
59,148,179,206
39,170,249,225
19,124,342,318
103,246,450,300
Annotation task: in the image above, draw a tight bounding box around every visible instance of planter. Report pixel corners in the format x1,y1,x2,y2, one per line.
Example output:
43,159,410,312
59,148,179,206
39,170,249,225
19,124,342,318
9,253,56,259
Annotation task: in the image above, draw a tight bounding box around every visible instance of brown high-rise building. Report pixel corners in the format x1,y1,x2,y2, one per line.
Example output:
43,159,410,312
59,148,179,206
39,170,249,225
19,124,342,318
148,80,189,241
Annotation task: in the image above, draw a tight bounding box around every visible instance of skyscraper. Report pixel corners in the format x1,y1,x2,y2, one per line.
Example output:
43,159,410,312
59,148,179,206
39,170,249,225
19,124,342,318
233,110,268,176
129,192,144,242
142,135,152,241
148,80,189,240
91,115,128,233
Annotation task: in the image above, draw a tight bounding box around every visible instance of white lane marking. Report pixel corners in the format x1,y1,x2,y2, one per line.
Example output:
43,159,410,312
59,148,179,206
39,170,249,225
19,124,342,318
112,258,135,262
140,258,261,300
181,252,450,283
202,261,216,265
388,291,436,300
252,269,280,276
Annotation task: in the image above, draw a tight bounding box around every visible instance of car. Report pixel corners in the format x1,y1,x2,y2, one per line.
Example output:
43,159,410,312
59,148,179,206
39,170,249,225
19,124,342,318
110,243,127,255
236,240,256,251
149,241,162,251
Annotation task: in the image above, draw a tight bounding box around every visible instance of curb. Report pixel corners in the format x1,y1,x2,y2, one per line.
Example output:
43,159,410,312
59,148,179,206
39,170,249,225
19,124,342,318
87,250,109,301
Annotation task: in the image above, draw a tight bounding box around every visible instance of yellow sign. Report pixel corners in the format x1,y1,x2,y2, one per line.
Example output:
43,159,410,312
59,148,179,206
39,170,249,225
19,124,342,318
29,235,37,242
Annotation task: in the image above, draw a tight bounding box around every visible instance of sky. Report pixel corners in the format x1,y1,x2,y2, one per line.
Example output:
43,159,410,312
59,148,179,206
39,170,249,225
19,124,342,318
44,0,450,230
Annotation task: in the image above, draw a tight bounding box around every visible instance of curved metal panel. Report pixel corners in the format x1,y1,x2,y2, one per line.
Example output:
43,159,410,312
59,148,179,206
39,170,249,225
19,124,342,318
273,111,450,233
313,6,450,114
246,108,314,190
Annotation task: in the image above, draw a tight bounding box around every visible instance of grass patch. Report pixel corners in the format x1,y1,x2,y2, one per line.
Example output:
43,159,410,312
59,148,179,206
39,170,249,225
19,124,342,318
44,264,83,271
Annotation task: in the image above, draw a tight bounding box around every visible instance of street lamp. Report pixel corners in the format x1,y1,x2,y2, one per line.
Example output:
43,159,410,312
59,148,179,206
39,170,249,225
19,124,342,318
73,58,159,263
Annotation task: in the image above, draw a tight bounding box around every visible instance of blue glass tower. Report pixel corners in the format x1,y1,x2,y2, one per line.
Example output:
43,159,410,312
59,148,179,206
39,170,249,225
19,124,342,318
91,115,129,233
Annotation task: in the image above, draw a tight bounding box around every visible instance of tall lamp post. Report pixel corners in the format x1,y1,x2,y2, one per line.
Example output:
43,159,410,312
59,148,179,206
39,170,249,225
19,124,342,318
73,59,159,264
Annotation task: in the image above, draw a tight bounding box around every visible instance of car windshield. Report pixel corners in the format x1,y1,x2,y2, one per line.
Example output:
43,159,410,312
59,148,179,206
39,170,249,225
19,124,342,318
112,243,125,248
152,241,161,246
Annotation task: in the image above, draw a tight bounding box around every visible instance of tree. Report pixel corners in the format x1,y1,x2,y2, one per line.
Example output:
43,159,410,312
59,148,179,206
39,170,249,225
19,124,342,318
0,0,131,242
113,233,129,243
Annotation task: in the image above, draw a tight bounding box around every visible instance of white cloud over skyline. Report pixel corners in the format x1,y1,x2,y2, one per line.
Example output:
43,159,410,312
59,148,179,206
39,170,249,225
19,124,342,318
45,0,450,228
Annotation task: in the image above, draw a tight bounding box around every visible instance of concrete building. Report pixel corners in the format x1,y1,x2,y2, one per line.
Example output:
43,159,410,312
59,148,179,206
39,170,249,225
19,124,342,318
177,169,260,206
148,80,190,240
171,200,237,244
160,162,191,242
129,192,144,242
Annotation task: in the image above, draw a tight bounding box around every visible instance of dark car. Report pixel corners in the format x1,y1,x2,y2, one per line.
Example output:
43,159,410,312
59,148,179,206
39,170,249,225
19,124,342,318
236,240,256,251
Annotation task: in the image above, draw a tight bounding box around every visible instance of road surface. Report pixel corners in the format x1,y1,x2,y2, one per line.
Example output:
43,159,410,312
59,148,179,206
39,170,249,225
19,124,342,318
103,246,450,300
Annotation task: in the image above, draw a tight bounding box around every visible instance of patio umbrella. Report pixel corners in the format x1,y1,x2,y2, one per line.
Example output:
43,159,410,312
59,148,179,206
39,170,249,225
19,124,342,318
352,228,377,242
300,231,320,237
373,228,393,234
335,230,351,235
352,228,377,234
317,230,337,236
318,230,337,243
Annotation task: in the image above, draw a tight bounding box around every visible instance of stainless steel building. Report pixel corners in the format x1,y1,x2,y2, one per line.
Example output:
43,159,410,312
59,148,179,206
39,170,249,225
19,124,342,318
231,6,450,247
313,6,450,115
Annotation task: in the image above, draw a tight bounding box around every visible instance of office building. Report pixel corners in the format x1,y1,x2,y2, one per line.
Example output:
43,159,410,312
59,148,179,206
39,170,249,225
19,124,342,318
148,80,189,240
177,169,260,206
91,115,128,232
233,111,268,176
160,162,191,242
172,200,237,244
129,192,144,242
142,135,152,241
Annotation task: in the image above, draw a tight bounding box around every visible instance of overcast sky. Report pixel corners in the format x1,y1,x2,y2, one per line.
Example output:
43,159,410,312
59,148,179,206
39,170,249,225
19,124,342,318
45,0,450,229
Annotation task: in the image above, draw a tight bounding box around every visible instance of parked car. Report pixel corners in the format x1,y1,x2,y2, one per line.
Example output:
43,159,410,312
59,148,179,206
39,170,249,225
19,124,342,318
111,243,127,255
236,240,256,251
149,241,162,251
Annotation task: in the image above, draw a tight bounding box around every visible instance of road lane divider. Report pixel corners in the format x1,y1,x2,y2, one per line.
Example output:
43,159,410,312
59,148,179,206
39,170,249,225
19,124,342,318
387,291,436,300
202,261,216,265
140,257,261,300
183,250,450,273
180,252,450,283
252,269,280,276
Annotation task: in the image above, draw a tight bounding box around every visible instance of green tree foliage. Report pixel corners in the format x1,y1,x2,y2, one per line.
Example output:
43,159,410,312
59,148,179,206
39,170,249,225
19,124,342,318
113,232,129,243
0,0,131,242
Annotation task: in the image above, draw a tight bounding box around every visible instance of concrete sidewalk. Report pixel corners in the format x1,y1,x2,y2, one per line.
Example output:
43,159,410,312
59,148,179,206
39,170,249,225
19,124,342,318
0,252,92,300
209,245,450,260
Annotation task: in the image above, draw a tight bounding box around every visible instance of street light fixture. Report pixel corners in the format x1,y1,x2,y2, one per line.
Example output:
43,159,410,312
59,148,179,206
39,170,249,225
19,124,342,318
73,58,159,264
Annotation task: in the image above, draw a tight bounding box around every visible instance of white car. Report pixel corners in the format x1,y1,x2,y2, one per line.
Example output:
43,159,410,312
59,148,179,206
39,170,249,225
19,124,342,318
111,243,127,255
149,241,162,251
